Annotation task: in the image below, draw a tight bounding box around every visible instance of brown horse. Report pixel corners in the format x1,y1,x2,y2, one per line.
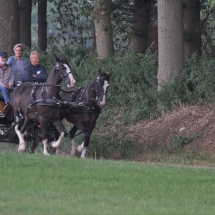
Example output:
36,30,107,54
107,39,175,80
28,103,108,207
59,70,111,158
10,55,76,155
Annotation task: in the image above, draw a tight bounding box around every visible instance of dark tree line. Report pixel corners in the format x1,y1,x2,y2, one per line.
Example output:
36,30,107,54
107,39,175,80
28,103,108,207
1,0,215,89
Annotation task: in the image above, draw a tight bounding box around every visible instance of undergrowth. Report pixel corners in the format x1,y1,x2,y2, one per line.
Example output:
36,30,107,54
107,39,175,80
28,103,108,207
9,46,215,162
22,46,215,124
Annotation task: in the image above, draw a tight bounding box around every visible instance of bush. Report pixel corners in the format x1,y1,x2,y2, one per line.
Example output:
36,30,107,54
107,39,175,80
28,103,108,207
32,47,215,124
57,50,158,123
159,54,215,110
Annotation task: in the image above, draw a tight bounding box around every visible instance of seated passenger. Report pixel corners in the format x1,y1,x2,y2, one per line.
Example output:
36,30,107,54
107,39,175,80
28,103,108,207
7,44,29,86
22,51,48,83
0,51,14,104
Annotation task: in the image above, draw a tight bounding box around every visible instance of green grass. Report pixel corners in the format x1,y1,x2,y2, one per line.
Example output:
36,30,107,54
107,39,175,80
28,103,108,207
1,153,215,214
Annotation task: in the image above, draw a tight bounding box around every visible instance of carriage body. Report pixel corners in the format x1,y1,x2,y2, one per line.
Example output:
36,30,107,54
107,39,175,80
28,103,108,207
0,89,15,143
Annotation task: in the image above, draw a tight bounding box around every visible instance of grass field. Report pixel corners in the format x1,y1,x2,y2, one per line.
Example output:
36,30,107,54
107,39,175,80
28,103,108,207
1,153,215,214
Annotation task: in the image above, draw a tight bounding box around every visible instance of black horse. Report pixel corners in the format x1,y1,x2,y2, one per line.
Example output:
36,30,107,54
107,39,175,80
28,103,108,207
58,70,111,158
10,55,76,155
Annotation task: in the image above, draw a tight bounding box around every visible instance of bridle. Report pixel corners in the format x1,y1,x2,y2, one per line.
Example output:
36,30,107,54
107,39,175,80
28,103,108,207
55,62,73,85
94,76,108,104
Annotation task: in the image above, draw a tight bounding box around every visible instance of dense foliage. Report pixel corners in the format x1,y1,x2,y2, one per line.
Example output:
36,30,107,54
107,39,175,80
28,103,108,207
25,45,215,125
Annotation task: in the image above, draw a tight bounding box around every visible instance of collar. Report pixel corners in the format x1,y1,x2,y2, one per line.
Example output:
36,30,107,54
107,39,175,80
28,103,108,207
30,63,39,68
14,55,24,61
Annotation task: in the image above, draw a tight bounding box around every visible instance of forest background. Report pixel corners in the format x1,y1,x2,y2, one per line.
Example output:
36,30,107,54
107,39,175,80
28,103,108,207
1,0,215,161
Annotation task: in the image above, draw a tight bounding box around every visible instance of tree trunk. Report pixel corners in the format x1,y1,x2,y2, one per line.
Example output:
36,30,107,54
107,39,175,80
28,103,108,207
94,0,114,59
20,0,32,48
0,0,20,55
130,0,151,54
183,0,201,58
38,0,47,51
157,0,184,91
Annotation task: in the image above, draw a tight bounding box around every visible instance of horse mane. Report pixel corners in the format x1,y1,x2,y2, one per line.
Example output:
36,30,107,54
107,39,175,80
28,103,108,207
54,55,69,64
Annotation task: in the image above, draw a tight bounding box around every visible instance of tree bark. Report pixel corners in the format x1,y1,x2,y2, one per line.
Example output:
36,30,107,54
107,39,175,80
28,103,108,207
38,0,47,51
20,0,32,48
130,0,151,54
94,0,114,59
183,0,201,58
157,0,184,91
0,0,20,55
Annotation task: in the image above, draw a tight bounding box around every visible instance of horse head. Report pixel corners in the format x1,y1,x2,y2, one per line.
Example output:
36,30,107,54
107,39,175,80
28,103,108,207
94,69,112,108
54,55,76,88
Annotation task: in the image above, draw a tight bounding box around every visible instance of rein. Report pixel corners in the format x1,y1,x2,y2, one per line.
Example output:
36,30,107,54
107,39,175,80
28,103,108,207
94,77,107,103
60,76,108,114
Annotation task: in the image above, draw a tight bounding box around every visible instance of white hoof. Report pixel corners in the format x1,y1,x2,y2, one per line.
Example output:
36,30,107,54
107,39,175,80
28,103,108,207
50,141,59,148
80,154,86,159
43,152,50,156
77,145,84,153
18,148,25,153
18,145,26,153
80,148,87,159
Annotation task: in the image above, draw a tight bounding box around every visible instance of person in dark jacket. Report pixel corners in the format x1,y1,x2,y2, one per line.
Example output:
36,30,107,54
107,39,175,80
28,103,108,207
22,51,48,83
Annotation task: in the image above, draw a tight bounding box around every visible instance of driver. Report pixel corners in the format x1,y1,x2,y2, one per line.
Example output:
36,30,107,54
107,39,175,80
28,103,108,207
22,51,48,83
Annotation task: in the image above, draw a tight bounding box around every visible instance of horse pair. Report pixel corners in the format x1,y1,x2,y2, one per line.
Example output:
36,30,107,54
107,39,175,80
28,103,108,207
10,55,111,157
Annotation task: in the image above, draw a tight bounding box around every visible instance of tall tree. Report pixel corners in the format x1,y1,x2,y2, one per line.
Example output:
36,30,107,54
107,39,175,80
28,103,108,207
50,0,94,49
130,0,151,54
0,0,20,54
20,0,32,48
157,0,184,91
38,0,47,51
183,0,201,58
94,0,114,58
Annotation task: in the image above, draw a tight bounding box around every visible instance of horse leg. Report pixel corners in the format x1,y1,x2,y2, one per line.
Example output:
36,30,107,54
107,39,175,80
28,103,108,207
15,116,30,153
77,126,95,158
69,125,78,156
39,119,50,155
77,132,90,159
50,120,65,148
77,123,96,159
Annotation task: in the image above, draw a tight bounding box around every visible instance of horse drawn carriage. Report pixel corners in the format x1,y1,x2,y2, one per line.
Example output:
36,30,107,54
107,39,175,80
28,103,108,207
0,56,111,157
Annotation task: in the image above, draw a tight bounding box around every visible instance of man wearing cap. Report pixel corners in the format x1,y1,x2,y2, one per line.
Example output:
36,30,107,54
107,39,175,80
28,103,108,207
22,51,48,83
7,44,29,86
0,51,14,109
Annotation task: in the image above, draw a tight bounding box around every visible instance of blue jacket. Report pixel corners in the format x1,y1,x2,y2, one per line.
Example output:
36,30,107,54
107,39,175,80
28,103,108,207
22,63,48,83
7,56,30,85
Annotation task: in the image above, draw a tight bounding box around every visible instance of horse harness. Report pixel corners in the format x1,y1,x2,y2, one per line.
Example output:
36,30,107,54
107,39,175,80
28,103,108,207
23,82,80,120
60,77,104,114
22,74,105,127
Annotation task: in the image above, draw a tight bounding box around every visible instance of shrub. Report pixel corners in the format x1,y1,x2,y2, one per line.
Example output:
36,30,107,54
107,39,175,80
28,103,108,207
30,47,215,124
159,54,215,110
